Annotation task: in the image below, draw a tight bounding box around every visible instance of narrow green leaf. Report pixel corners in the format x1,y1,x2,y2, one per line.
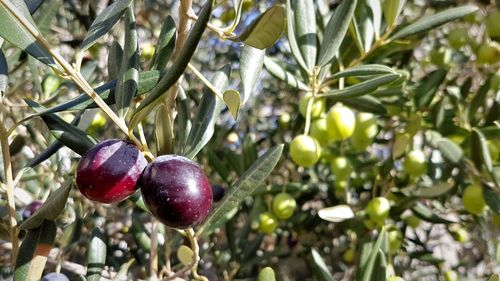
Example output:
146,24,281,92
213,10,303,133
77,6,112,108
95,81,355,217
229,5,285,50
372,250,387,281
115,5,139,118
198,144,284,236
321,74,400,100
285,0,308,71
317,0,357,67
0,0,57,67
342,95,387,115
349,17,365,54
207,150,230,182
129,1,212,129
392,133,410,159
415,182,454,198
223,89,241,120
24,99,97,155
25,112,84,169
292,0,317,71
184,66,230,159
360,229,387,281
14,220,57,281
0,49,7,97
311,249,335,281
240,45,265,105
436,138,464,164
484,188,500,215
80,0,133,51
382,0,405,27
25,0,44,14
257,267,276,281
107,41,123,80
20,180,72,230
412,203,454,224
87,227,107,281
263,57,309,90
151,15,176,71
471,128,493,173
413,69,447,108
328,64,395,80
390,5,478,40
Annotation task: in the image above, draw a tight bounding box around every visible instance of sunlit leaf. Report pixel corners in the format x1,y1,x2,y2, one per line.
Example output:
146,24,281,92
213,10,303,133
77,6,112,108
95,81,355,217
240,45,265,105
311,249,335,281
390,5,478,40
223,89,241,120
151,15,176,71
87,227,106,281
263,57,309,91
318,205,355,223
317,0,357,67
229,5,285,50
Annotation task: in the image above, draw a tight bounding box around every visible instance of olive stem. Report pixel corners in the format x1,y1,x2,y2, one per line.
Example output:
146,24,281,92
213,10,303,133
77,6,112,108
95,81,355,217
0,108,19,264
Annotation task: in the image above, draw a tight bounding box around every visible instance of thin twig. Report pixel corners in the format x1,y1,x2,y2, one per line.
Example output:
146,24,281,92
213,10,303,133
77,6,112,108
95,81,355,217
0,108,19,264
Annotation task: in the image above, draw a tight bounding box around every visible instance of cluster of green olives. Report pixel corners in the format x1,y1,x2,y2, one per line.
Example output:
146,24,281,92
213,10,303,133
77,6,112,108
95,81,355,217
258,192,297,234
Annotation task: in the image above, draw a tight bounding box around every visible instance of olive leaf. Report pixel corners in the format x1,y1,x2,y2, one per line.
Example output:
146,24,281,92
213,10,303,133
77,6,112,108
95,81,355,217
240,45,265,105
80,0,134,51
227,5,285,50
115,5,139,118
198,144,284,236
317,0,357,67
0,0,57,68
20,180,72,230
184,66,230,159
14,220,57,281
24,99,97,155
151,15,176,71
390,5,478,40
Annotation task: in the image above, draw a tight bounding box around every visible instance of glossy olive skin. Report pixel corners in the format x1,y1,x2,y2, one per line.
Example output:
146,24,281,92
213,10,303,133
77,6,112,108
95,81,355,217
76,139,147,203
22,200,43,220
140,155,213,229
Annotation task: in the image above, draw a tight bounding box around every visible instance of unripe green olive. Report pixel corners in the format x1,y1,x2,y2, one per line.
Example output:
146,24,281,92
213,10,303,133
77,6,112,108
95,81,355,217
310,118,330,146
447,28,469,49
330,156,352,181
289,135,321,167
299,93,325,119
429,47,452,67
342,248,355,264
444,270,458,281
258,212,278,234
351,113,377,151
272,193,297,220
403,215,421,228
387,228,403,254
365,197,391,223
492,214,500,227
476,42,500,65
326,104,356,141
403,150,427,178
450,226,469,243
462,184,486,215
278,112,291,129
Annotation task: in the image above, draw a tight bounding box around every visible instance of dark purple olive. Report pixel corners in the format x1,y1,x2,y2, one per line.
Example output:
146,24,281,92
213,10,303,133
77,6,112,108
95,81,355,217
287,232,298,248
22,200,43,220
41,273,69,281
76,139,147,203
211,185,226,202
140,155,213,229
